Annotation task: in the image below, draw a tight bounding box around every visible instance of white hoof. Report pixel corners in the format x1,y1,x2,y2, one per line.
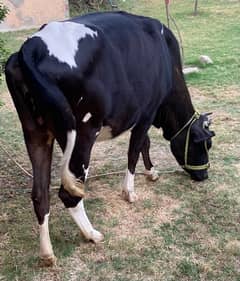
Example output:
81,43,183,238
122,190,138,203
144,168,159,182
88,229,104,243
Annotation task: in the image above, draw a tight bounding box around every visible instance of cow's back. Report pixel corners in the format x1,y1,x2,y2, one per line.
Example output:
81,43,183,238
67,12,173,115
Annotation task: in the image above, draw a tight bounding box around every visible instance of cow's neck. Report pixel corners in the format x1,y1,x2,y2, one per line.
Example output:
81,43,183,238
159,81,195,141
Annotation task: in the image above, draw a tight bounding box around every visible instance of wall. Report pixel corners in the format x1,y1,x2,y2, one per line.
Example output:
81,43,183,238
0,0,69,31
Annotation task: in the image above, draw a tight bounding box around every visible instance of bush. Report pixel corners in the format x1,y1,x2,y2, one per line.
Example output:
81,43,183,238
69,0,117,16
0,2,9,85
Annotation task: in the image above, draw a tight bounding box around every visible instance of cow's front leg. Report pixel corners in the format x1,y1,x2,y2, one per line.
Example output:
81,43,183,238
69,199,103,242
24,129,56,266
122,124,151,203
141,135,159,181
58,122,103,243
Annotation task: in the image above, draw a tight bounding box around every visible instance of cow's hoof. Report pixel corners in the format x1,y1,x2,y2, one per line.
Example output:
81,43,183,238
88,230,104,243
40,254,57,267
122,190,138,203
144,168,159,182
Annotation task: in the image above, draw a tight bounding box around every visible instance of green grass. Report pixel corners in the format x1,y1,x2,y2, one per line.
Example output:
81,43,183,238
119,0,240,89
0,1,240,280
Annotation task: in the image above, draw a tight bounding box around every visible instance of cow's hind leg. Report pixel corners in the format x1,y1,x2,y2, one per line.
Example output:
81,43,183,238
25,130,55,266
5,54,56,266
122,124,151,203
141,135,159,181
58,121,103,243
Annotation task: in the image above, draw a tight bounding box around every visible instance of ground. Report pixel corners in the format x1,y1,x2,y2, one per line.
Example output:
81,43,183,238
0,1,240,280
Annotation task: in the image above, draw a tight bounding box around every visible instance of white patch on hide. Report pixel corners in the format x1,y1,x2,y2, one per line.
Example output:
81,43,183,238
161,24,164,35
68,200,103,243
77,97,83,106
32,21,98,68
82,112,92,123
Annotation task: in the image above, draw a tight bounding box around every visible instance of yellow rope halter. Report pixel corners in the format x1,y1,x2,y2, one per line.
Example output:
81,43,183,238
171,112,210,171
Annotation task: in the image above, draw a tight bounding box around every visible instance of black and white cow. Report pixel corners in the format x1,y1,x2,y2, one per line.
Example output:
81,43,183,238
5,11,214,265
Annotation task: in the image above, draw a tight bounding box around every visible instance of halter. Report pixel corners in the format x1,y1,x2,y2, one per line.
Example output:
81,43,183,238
170,111,210,171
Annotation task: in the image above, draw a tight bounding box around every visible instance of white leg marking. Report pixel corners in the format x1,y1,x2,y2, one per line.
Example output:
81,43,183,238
39,214,56,265
82,112,92,123
122,170,138,203
32,22,98,68
68,200,103,243
144,167,159,181
82,164,89,179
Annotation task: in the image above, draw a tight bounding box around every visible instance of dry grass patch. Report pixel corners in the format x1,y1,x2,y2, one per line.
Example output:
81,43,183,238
225,240,240,256
1,83,240,280
87,175,180,241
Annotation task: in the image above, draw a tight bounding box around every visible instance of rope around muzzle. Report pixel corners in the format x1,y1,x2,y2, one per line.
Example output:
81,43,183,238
170,111,210,171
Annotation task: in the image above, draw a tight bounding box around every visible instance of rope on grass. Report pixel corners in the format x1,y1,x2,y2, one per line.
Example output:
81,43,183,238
0,140,33,178
17,168,181,193
164,0,184,64
87,169,180,180
169,14,185,64
0,138,181,193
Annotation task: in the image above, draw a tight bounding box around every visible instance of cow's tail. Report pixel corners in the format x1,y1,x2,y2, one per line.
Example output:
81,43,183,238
18,39,84,197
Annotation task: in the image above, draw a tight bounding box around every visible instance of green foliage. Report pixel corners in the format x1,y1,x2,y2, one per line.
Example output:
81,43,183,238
69,0,115,16
0,2,8,21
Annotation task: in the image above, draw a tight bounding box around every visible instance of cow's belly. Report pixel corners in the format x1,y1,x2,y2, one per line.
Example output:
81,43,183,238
95,122,136,142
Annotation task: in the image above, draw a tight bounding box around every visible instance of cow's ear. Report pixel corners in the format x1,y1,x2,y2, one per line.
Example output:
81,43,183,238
192,126,215,143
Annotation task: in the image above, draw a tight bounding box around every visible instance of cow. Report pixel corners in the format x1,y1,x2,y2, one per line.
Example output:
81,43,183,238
5,11,215,266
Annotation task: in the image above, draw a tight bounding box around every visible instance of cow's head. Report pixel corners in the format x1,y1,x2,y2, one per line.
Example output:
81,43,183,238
170,112,215,181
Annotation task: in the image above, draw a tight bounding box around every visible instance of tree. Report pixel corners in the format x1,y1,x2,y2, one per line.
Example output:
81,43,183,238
194,0,198,16
0,2,9,85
